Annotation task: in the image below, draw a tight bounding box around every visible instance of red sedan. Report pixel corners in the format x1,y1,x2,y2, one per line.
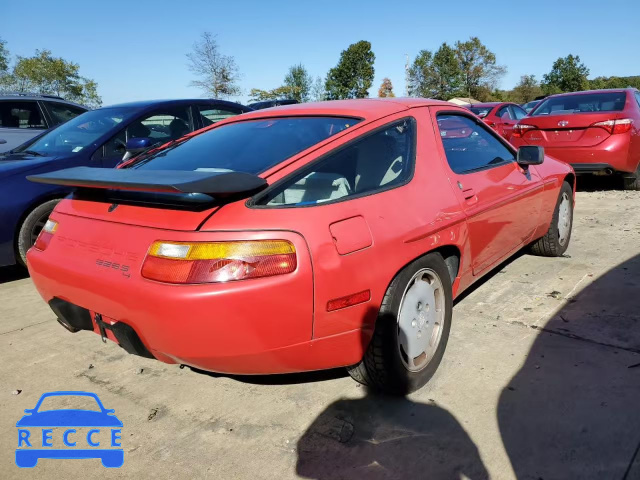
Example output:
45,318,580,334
511,88,640,190
465,102,528,139
26,99,574,394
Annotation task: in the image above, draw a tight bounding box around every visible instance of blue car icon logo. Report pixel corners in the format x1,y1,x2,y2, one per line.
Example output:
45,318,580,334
16,391,123,468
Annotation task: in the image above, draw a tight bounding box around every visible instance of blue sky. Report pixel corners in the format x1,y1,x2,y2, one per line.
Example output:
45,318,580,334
2,0,638,105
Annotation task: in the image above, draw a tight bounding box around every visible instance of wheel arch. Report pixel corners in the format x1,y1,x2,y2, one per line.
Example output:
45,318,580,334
13,193,66,257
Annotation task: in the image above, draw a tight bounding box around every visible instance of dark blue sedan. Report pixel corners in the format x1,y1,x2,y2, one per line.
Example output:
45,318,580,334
0,98,251,267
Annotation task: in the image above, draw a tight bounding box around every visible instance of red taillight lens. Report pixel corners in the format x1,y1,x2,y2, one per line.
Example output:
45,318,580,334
590,118,633,135
141,240,297,284
512,124,536,138
33,219,58,251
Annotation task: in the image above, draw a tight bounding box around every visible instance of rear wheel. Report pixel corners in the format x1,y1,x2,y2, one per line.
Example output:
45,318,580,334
347,252,452,394
530,181,573,257
621,164,640,191
17,199,60,266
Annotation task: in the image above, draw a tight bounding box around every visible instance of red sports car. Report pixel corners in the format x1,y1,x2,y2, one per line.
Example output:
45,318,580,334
465,102,528,139
26,99,574,394
511,88,640,190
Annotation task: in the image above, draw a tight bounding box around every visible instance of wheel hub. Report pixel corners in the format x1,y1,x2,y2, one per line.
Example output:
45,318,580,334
397,268,445,372
557,192,571,246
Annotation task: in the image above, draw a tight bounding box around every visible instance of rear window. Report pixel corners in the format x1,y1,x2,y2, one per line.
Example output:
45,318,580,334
469,107,492,118
132,116,359,174
532,92,627,116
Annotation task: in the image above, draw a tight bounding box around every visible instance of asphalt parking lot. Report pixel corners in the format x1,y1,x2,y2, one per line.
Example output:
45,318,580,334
1,185,639,480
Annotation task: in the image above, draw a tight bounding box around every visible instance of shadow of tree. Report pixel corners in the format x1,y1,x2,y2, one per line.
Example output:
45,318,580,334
498,254,640,479
296,392,489,480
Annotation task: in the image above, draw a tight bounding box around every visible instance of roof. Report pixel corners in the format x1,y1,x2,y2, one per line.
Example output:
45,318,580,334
105,98,250,111
545,88,635,98
448,97,481,105
0,92,87,109
236,98,454,122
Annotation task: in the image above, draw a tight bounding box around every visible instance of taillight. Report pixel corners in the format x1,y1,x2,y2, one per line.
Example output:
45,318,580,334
141,240,297,284
512,124,536,138
33,219,58,251
590,118,633,135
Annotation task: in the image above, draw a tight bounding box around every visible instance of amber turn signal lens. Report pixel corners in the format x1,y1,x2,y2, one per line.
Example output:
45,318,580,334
33,219,58,251
142,240,296,284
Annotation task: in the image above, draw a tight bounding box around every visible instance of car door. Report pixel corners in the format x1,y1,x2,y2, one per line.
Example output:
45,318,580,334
0,100,48,153
430,108,544,275
96,105,193,167
494,105,516,139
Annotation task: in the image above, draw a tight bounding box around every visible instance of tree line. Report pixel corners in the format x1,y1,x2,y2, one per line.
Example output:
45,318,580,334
2,32,637,109
0,38,102,108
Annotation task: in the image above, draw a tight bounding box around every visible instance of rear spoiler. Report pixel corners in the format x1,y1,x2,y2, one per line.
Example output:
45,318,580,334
27,167,267,197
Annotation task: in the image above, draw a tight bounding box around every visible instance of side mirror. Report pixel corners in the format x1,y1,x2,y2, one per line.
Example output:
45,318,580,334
517,146,544,167
126,137,152,155
122,137,153,162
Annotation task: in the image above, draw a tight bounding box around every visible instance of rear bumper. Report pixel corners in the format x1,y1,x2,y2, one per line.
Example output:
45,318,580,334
570,163,616,174
512,134,636,173
26,213,364,374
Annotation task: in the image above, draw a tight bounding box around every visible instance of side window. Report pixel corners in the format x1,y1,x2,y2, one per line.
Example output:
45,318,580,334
197,106,240,127
512,106,527,120
102,107,191,158
0,101,46,129
436,114,515,174
259,118,415,206
45,102,87,126
635,92,640,108
496,106,513,120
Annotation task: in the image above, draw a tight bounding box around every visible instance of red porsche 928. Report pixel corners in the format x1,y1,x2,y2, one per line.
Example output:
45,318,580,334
26,99,575,394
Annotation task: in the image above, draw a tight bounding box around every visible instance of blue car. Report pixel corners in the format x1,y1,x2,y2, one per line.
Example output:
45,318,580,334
0,98,251,267
16,391,123,468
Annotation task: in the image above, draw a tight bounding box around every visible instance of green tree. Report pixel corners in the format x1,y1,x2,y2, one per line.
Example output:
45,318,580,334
542,54,590,93
454,37,506,101
510,74,544,103
284,64,312,102
589,75,640,90
325,41,375,100
2,48,102,107
187,32,241,99
407,43,463,100
0,37,9,74
311,76,326,102
249,86,300,102
377,77,395,97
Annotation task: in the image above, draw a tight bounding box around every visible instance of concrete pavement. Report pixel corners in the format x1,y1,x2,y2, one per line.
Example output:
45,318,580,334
1,188,639,479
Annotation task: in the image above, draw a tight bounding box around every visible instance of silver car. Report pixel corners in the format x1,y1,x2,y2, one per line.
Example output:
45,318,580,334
0,93,87,152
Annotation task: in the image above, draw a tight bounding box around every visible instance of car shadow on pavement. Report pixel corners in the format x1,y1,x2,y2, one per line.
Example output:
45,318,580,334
575,174,621,192
295,391,489,480
498,254,640,479
188,366,348,385
0,265,29,284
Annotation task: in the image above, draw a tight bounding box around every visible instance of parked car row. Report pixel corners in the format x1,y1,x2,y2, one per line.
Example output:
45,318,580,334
465,88,640,190
0,98,251,267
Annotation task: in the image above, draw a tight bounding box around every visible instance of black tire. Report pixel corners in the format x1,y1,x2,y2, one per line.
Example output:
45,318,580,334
347,252,453,395
17,199,60,266
621,164,640,191
530,181,573,257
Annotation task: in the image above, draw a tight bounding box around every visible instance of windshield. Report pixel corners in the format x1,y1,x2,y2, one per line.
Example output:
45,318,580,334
531,92,627,116
132,116,359,174
469,107,493,118
13,107,136,156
